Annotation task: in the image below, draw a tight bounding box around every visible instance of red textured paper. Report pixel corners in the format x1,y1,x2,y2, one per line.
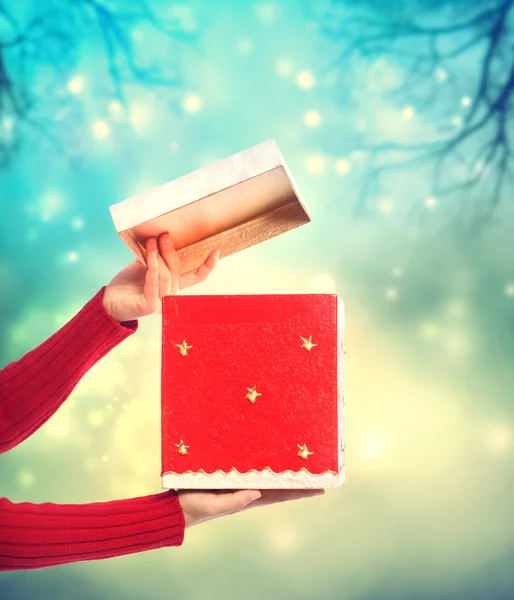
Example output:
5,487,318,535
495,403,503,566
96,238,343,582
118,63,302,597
161,294,339,475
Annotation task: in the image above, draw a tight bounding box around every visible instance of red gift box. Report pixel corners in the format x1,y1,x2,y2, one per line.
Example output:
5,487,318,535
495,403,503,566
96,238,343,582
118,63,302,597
161,294,345,489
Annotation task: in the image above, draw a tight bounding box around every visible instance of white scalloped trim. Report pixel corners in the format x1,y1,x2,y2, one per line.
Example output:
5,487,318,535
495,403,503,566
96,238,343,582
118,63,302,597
162,467,345,489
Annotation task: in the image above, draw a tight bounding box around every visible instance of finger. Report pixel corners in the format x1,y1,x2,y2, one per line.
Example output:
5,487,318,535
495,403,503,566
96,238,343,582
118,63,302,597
155,252,173,298
245,489,325,509
158,233,181,295
181,249,220,290
208,489,261,517
143,238,160,312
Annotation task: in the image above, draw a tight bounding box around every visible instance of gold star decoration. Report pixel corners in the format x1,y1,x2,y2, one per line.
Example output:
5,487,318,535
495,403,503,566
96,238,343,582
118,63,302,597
245,385,262,404
297,443,314,460
300,335,317,351
175,440,189,455
175,340,192,356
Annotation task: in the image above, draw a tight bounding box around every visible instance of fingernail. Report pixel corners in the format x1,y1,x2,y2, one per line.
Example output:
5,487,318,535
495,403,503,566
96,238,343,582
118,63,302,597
165,233,171,245
215,249,220,259
248,491,261,502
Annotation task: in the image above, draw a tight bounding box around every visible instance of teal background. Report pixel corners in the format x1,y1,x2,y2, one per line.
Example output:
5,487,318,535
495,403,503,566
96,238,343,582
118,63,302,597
1,1,514,598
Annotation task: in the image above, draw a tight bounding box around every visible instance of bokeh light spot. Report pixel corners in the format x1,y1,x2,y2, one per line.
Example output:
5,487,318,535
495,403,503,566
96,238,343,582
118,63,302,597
67,75,84,94
267,525,298,554
335,159,350,174
71,217,84,230
92,120,110,139
402,106,414,120
419,321,440,339
129,102,153,133
435,67,448,82
504,283,514,297
304,110,321,127
297,70,315,89
87,410,105,427
18,471,35,488
255,2,280,21
364,436,384,459
182,94,203,113
306,155,325,173
378,198,395,214
310,272,337,293
486,425,511,455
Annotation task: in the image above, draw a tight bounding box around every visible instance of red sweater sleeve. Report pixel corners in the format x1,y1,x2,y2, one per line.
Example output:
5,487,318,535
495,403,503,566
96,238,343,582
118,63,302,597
0,287,137,453
0,287,186,570
0,492,185,571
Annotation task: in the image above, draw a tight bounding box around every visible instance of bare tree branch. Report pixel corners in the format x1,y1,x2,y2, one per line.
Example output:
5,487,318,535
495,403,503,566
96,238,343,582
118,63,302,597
0,0,196,168
320,0,514,225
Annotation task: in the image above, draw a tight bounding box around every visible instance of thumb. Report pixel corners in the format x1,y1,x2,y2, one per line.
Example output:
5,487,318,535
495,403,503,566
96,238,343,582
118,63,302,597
214,490,261,516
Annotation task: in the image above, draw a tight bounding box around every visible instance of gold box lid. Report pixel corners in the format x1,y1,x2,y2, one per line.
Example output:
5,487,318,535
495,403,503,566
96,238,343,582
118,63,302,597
109,140,311,274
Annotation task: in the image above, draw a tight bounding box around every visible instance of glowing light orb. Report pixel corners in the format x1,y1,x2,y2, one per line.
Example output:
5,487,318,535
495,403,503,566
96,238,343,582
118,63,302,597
38,190,66,222
297,70,315,89
392,266,403,277
419,321,439,339
310,272,337,293
424,196,438,208
87,410,104,427
68,251,79,262
304,110,321,127
44,412,73,439
92,120,110,139
435,67,448,82
487,425,511,455
129,102,152,133
335,159,350,174
71,217,84,230
18,471,35,488
364,436,384,459
402,106,414,120
306,155,325,173
267,525,298,553
385,287,398,300
67,76,84,94
109,100,123,114
505,283,514,297
255,2,280,21
182,94,203,113
378,198,395,214
461,96,471,107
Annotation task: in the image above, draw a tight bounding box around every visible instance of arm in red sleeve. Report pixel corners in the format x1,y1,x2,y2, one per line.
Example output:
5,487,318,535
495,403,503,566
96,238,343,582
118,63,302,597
0,287,138,454
0,491,185,571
